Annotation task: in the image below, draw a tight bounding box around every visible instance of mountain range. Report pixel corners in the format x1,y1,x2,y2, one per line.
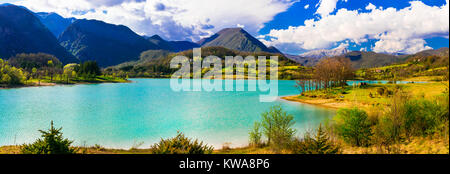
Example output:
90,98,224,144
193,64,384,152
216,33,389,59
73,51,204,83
0,5,78,64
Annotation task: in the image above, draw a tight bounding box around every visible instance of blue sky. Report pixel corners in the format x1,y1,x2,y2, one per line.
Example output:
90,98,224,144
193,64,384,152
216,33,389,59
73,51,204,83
259,0,449,54
4,0,449,55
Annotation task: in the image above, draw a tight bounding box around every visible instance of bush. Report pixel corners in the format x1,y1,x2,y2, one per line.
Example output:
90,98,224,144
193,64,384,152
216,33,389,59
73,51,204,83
150,131,213,154
21,121,77,154
334,108,372,147
260,105,296,150
291,124,340,154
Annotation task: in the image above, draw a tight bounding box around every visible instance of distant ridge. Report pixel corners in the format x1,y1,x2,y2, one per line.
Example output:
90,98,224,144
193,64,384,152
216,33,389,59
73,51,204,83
58,19,163,67
147,34,200,52
35,12,76,37
300,47,349,59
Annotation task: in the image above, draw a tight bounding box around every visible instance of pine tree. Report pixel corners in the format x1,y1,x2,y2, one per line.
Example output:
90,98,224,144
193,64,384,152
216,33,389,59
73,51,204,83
292,124,340,154
21,121,77,154
313,124,340,154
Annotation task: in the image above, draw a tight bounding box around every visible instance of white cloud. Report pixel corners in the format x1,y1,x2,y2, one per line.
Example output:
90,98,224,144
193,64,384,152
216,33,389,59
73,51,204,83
15,0,296,41
265,1,449,54
315,0,339,17
304,4,309,9
336,42,349,49
373,38,432,54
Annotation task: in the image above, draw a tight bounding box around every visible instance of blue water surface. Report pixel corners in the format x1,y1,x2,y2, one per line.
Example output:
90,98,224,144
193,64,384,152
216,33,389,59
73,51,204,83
0,79,340,148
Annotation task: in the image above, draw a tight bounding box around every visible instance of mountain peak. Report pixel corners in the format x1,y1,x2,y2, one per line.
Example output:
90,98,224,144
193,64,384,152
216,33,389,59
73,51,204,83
149,34,164,41
196,27,278,53
300,47,349,59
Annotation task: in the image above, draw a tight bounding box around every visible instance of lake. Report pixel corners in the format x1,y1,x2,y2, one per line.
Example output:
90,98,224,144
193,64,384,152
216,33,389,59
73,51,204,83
0,79,347,149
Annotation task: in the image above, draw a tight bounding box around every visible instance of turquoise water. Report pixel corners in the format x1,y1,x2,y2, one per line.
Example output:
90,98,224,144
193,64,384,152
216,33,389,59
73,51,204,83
0,79,339,149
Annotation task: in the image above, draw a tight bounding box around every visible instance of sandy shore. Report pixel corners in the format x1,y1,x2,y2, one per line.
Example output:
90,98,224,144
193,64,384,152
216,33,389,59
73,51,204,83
281,95,356,110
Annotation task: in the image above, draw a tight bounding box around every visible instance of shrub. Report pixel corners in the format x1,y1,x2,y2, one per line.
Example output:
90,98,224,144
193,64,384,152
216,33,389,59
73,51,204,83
291,124,340,154
334,108,372,147
150,131,213,154
260,105,296,150
21,121,77,154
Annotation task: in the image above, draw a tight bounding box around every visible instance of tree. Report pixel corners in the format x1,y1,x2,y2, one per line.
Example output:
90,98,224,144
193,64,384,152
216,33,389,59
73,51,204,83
291,124,341,154
334,108,372,147
260,105,296,150
47,60,55,82
1,74,11,84
63,64,78,84
8,53,62,72
78,61,101,79
21,121,77,154
313,57,354,90
1,58,26,85
249,122,262,147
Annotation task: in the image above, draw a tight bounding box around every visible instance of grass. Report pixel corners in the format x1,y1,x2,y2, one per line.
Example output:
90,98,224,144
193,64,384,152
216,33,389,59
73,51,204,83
22,75,129,86
340,136,449,154
0,145,290,154
291,80,449,111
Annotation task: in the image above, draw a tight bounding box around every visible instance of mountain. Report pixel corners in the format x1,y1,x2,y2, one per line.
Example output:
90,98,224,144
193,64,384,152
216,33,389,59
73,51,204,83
0,5,78,64
147,35,173,51
406,47,449,59
59,19,162,67
343,51,403,69
300,47,349,59
169,41,200,52
197,28,280,53
35,12,76,37
147,34,200,52
284,55,319,67
286,50,404,68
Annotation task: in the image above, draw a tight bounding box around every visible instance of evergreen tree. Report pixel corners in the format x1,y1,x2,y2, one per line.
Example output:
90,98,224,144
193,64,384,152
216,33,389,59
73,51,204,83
291,124,340,154
21,121,77,154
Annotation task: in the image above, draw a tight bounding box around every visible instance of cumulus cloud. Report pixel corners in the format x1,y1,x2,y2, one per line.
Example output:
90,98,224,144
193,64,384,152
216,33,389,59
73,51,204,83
15,0,296,41
315,0,339,17
265,1,449,54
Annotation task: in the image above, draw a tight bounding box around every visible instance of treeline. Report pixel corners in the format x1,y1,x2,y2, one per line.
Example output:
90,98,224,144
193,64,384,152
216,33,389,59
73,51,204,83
107,46,299,79
296,57,354,94
1,53,126,87
359,54,449,81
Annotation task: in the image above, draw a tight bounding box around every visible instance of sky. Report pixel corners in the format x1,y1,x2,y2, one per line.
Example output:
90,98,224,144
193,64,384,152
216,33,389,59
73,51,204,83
2,0,449,55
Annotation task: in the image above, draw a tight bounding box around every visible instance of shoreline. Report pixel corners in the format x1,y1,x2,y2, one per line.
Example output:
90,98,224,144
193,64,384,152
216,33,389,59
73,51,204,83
281,95,352,110
0,80,132,90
